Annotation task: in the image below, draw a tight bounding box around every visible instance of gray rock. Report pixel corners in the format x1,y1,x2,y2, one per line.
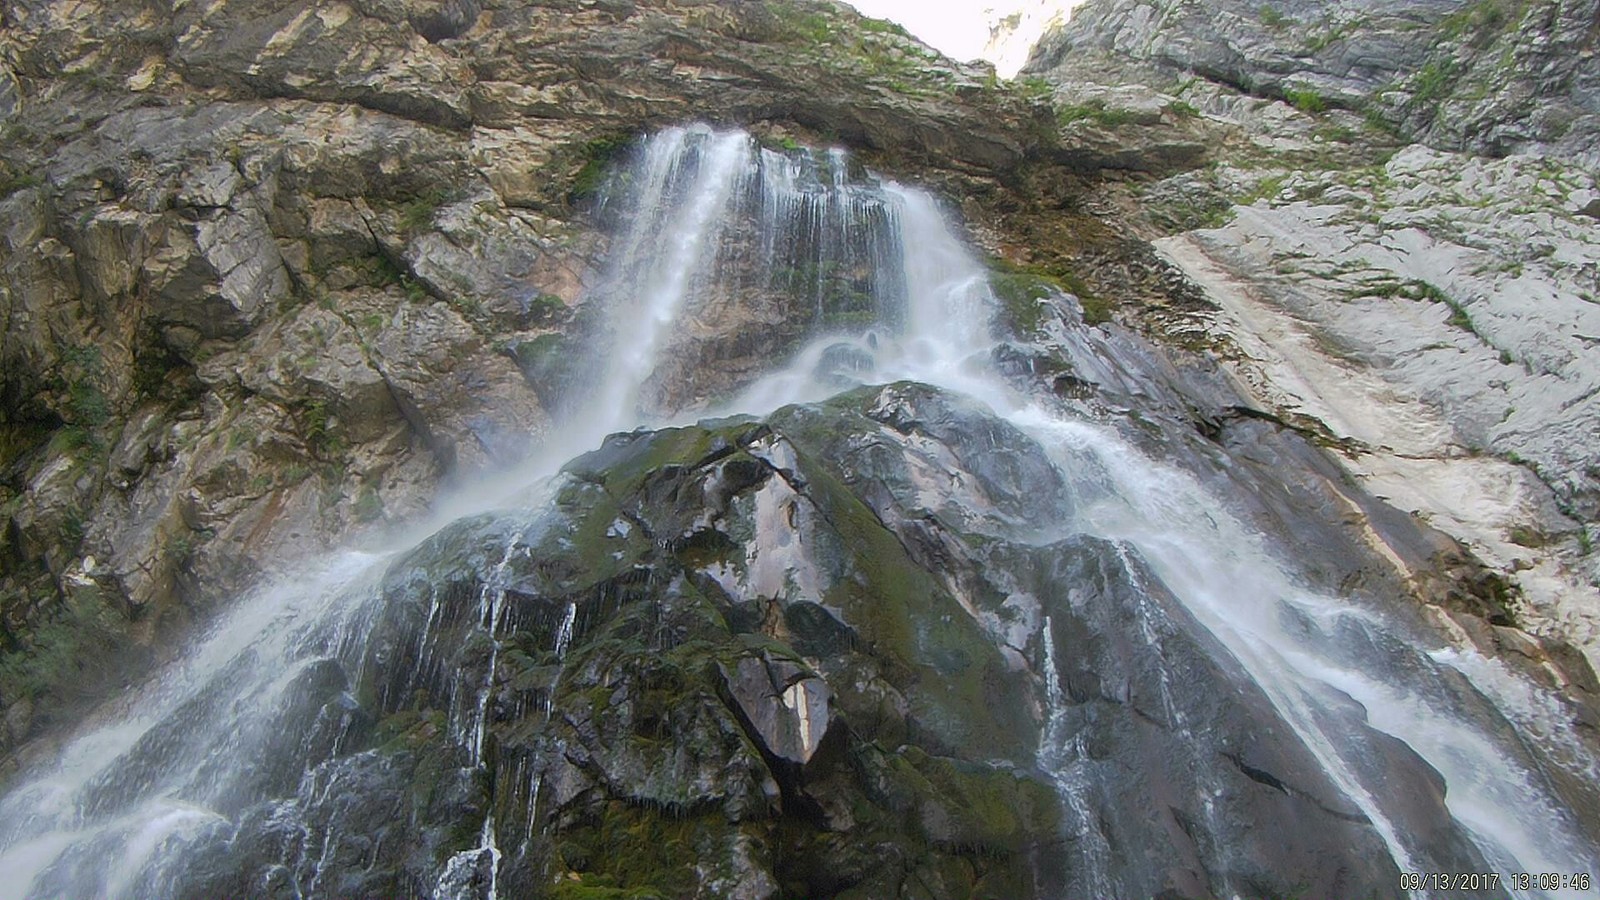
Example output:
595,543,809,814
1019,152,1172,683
1149,143,1600,660
368,298,548,471
1030,0,1600,165
722,653,832,766
147,207,290,340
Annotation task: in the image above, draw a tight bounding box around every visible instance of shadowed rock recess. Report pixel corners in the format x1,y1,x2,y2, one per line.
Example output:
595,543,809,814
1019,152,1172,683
1,1,1599,899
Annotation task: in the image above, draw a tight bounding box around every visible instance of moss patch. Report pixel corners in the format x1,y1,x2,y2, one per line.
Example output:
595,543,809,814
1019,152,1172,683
989,257,1110,330
0,584,134,718
1055,99,1140,128
569,134,636,204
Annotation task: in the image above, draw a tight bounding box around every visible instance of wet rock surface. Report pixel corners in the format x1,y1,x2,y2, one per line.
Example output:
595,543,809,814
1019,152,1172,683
51,382,1513,899
3,0,1599,895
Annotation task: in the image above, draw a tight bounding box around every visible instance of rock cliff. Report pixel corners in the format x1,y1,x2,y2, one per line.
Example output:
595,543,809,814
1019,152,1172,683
1024,0,1600,673
0,0,1055,763
2,0,1599,897
1030,0,1600,165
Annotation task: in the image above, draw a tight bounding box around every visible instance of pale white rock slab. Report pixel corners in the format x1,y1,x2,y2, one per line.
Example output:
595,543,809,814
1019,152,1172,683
1155,143,1600,668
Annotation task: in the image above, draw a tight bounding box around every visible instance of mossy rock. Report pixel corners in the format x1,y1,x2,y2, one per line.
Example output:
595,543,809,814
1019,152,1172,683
510,332,570,405
896,746,1061,854
988,257,1111,331
988,267,1059,337
347,387,1065,897
551,801,731,898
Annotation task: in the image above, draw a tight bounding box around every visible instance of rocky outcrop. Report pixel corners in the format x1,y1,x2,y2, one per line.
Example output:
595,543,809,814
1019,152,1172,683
0,0,1059,769
1014,0,1600,675
1028,0,1600,166
28,381,1526,898
1155,145,1600,651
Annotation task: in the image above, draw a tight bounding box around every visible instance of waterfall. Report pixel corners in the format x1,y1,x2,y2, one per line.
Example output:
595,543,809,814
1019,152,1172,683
709,130,1600,897
578,127,751,440
1,123,1596,899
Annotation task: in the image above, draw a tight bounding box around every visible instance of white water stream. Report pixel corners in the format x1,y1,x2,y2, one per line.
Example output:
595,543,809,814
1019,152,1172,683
0,124,1595,898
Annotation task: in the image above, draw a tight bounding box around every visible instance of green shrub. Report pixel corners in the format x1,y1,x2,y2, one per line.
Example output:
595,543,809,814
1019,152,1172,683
0,171,42,198
1259,5,1291,28
1167,100,1201,118
1055,100,1139,128
1410,60,1460,107
398,188,448,235
1016,76,1055,101
1440,0,1521,46
0,588,127,708
569,134,635,202
1283,88,1326,114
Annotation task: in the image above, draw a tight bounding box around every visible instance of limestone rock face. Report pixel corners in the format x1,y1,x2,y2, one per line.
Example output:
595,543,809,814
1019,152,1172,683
4,1,1597,893
1015,0,1600,676
1029,0,1600,165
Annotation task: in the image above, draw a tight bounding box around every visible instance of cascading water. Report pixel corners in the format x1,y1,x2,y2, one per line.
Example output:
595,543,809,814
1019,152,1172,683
1,123,1596,899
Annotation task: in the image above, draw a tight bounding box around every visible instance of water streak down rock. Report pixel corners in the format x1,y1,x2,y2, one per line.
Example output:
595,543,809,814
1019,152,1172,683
1,124,1596,900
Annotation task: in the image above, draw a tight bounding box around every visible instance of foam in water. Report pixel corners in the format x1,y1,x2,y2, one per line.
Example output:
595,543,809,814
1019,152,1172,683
1,124,1595,899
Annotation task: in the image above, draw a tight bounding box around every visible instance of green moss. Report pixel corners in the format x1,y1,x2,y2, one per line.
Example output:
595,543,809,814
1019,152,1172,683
57,345,109,428
1361,107,1404,139
398,188,448,235
760,3,958,98
551,884,665,900
0,586,128,708
1303,17,1363,53
770,409,1032,760
527,293,568,321
759,133,804,153
371,708,446,752
1258,5,1292,28
1240,173,1290,205
1410,59,1460,108
988,269,1053,336
1078,294,1114,327
563,424,723,499
552,800,719,897
896,747,1061,854
1508,525,1547,548
819,309,878,331
859,17,912,38
569,134,636,203
988,258,1109,331
1015,77,1055,101
1283,87,1327,114
1166,100,1201,119
354,483,384,523
770,4,835,44
403,275,431,305
0,171,42,199
1439,0,1522,47
509,332,568,403
1373,279,1478,333
1055,99,1139,128
355,253,408,288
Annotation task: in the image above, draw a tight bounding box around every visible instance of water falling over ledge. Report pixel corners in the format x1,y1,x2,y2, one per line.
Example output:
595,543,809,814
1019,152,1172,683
0,124,1595,900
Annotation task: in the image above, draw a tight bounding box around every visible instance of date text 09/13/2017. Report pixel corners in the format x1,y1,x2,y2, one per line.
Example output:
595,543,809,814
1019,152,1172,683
1400,872,1594,893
